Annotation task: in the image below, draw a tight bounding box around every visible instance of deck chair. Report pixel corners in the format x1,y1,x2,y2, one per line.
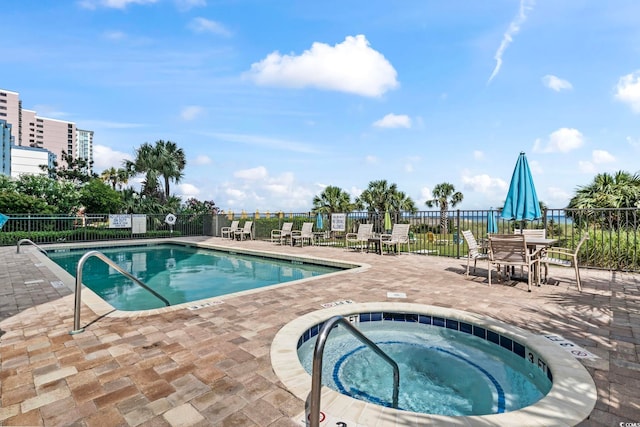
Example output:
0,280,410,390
345,223,374,252
381,223,411,254
488,234,540,292
234,221,253,241
291,222,314,247
540,233,589,291
461,230,489,276
221,220,239,239
271,222,293,244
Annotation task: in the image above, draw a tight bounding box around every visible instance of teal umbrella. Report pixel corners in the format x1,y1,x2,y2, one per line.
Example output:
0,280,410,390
384,211,392,232
315,213,323,230
487,208,498,234
0,213,8,230
502,152,541,225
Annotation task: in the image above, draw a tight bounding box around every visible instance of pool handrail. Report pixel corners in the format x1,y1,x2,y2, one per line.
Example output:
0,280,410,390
71,250,170,334
309,315,399,427
16,238,48,256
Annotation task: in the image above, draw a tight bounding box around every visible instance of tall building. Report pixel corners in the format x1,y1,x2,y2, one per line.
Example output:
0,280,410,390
76,129,94,175
0,88,91,176
1,119,55,177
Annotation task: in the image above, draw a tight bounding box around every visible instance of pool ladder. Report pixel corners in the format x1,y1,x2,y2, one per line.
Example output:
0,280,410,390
16,238,49,256
308,316,399,427
71,250,170,334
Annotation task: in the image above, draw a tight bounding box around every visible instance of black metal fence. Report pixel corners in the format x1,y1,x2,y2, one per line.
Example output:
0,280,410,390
3,208,640,271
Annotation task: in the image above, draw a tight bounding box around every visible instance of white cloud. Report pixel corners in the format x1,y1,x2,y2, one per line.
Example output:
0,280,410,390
175,0,206,12
473,150,484,161
528,159,543,174
219,168,314,211
187,17,231,37
533,128,584,153
461,173,508,202
578,161,596,173
234,166,268,180
180,105,204,121
542,75,573,91
545,186,571,206
175,183,200,199
592,149,615,163
103,31,126,41
92,145,132,171
365,155,378,164
488,0,535,84
615,71,640,113
244,34,399,97
627,136,640,149
192,155,211,165
373,113,411,129
204,132,318,154
420,187,432,205
78,0,158,9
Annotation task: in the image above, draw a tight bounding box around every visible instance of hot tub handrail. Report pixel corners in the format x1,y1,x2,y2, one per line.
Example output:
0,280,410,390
71,250,170,334
16,238,48,256
309,315,399,427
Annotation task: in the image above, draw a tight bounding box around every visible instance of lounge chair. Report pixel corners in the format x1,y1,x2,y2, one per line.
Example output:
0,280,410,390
488,234,540,292
461,230,489,276
271,222,293,245
540,233,589,291
291,222,314,247
221,220,239,239
234,221,253,241
380,223,411,254
345,223,374,252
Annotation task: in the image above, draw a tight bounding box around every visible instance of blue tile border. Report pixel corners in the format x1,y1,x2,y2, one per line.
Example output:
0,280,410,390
296,311,549,383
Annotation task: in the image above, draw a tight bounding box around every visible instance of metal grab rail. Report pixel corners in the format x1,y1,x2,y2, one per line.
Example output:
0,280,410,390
308,316,399,427
16,238,48,256
71,250,170,334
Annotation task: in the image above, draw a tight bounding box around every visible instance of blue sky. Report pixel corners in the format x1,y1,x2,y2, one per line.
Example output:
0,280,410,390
3,0,640,212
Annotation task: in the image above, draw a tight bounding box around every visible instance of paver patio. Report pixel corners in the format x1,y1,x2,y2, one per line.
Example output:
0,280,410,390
0,237,638,426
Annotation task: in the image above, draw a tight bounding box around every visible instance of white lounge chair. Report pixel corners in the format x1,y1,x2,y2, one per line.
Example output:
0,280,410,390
345,223,374,252
271,222,293,244
381,223,411,254
461,230,489,276
221,220,239,239
540,233,589,291
291,222,314,247
234,221,253,241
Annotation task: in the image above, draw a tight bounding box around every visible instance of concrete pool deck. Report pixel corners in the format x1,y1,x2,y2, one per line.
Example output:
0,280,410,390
0,236,638,426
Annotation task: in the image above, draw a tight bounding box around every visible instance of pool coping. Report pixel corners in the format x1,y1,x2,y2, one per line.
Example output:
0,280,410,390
32,238,369,320
271,302,597,427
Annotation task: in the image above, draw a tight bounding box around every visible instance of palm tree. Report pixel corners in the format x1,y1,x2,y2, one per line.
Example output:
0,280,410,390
567,171,640,228
100,167,118,189
425,182,463,235
312,186,352,215
355,180,417,229
125,140,186,201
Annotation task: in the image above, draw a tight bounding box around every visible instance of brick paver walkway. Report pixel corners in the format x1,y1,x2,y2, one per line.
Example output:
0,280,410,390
1,237,638,426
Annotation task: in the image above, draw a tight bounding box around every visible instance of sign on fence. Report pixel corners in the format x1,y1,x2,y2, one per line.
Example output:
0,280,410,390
109,214,131,228
131,214,147,234
331,213,346,232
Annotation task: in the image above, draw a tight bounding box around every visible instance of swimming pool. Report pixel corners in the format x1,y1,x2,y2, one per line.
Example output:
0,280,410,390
271,302,597,426
47,242,350,311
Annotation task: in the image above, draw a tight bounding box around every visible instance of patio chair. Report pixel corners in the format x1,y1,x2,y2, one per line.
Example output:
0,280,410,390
271,222,293,244
291,222,314,247
381,223,411,255
488,234,540,292
221,220,239,239
461,230,489,276
234,221,253,241
540,233,589,291
514,228,546,238
345,223,374,252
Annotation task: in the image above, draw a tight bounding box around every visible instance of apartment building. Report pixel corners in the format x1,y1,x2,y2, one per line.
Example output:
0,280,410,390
0,88,93,176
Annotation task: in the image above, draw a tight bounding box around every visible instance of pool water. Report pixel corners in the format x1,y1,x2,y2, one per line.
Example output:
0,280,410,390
48,244,343,310
297,321,551,416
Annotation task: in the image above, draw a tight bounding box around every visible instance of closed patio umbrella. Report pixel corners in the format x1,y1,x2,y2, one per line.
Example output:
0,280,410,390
487,208,498,234
384,211,392,232
0,213,8,230
315,213,323,230
502,152,541,228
